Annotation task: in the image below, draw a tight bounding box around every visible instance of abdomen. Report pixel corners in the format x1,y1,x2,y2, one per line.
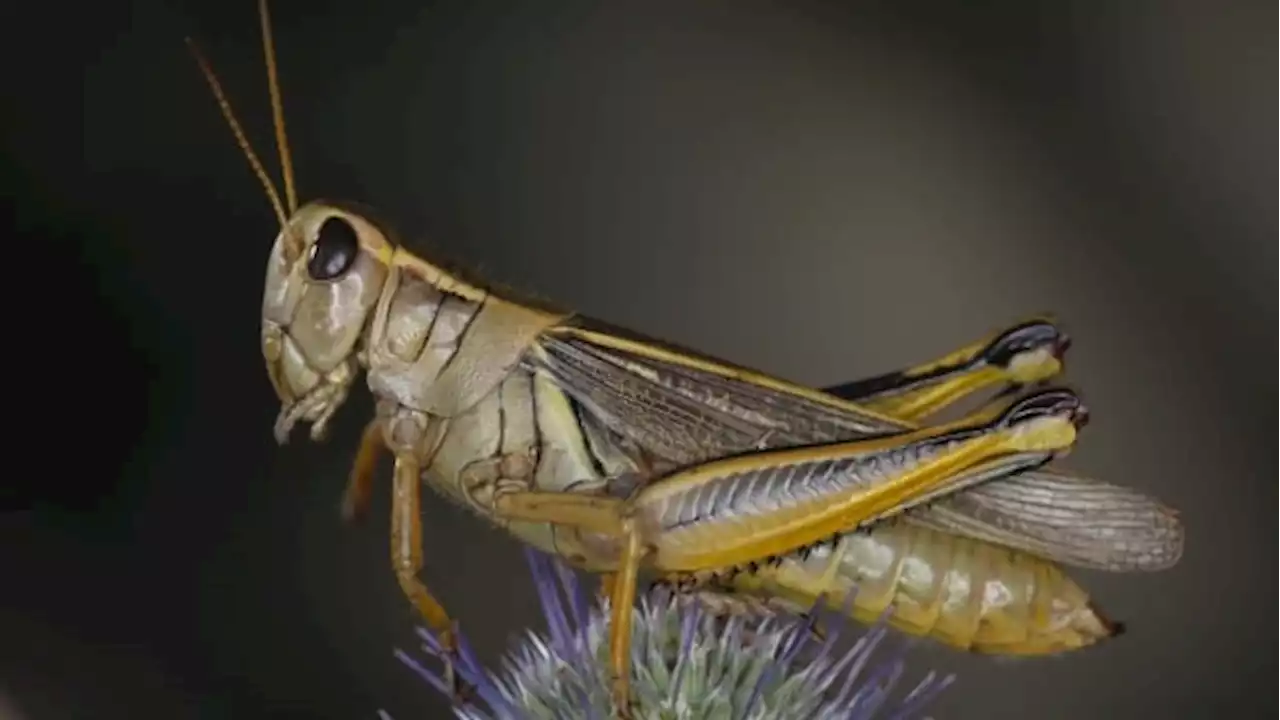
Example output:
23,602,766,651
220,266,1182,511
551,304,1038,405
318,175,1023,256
727,522,1120,655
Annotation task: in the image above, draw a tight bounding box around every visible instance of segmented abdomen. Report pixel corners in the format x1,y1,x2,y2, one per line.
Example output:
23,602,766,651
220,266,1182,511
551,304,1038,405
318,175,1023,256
729,522,1119,655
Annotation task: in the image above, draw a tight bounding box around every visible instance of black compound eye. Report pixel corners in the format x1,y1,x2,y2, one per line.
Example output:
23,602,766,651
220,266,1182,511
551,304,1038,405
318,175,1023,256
306,217,360,281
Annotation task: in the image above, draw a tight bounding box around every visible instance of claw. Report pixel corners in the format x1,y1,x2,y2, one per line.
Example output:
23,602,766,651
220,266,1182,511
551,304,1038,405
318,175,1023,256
611,675,635,720
436,625,477,708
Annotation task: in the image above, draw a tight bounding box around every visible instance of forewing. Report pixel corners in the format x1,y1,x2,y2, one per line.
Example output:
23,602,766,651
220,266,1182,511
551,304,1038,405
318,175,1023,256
532,321,896,465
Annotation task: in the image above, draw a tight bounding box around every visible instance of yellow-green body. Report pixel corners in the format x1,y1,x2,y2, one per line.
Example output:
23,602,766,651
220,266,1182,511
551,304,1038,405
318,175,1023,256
262,202,1178,655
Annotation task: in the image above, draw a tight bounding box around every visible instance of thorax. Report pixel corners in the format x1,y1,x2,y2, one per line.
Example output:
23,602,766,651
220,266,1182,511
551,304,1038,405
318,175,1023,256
359,255,631,566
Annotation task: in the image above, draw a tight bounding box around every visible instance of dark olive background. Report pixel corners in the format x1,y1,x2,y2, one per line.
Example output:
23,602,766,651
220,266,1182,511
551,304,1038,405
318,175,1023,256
3,1,1273,718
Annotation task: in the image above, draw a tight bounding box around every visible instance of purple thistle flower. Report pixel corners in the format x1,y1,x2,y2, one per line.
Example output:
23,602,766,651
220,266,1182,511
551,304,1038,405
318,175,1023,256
390,549,953,719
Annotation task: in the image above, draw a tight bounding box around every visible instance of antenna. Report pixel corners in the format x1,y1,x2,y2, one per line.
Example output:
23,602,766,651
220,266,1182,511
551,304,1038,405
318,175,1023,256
258,0,298,214
186,36,289,229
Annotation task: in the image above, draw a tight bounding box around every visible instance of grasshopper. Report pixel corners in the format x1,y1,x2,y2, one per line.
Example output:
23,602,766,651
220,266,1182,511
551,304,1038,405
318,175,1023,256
191,2,1184,714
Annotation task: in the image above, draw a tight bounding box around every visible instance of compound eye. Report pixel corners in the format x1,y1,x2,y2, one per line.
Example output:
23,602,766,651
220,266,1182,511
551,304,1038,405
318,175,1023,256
306,217,359,281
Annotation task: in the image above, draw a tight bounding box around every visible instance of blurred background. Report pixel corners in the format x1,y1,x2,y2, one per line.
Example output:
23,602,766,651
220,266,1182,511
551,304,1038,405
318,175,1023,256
3,0,1273,717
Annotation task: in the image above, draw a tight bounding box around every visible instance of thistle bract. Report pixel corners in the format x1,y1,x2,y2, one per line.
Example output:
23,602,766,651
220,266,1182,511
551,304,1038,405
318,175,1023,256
392,550,953,720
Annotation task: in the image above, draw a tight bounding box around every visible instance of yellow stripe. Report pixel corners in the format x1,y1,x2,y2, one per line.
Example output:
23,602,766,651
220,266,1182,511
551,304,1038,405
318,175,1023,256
391,247,489,303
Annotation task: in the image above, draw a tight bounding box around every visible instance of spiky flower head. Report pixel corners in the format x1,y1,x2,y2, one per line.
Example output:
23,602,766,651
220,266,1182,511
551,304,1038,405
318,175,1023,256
391,550,953,719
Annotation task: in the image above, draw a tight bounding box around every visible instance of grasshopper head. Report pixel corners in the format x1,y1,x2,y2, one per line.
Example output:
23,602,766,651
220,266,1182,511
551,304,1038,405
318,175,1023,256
185,8,424,442
261,201,394,443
